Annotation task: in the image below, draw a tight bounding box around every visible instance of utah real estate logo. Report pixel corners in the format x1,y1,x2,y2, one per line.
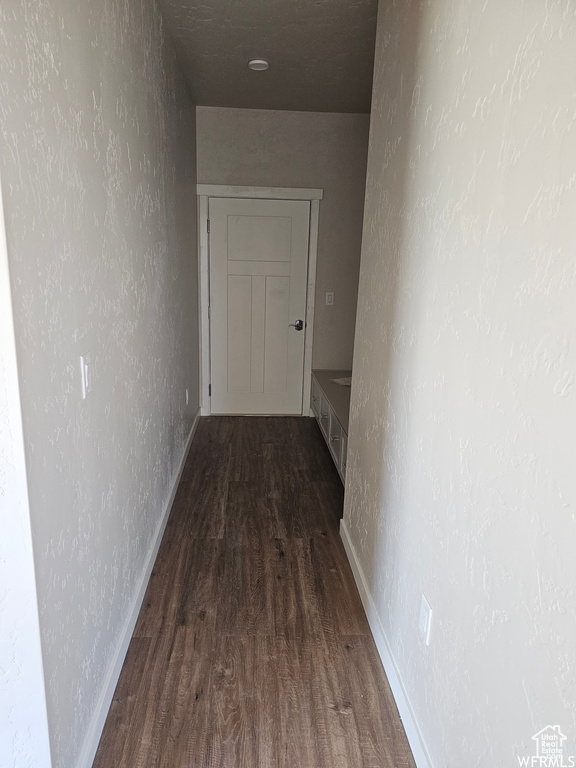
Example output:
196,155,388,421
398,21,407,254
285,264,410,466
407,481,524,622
518,725,575,767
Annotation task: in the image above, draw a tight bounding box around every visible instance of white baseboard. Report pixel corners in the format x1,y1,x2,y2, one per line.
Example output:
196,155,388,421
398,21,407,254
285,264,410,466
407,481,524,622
76,408,201,768
339,519,434,768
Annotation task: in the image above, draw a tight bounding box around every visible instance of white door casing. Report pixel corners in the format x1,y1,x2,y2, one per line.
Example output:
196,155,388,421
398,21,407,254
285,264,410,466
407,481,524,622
209,196,310,414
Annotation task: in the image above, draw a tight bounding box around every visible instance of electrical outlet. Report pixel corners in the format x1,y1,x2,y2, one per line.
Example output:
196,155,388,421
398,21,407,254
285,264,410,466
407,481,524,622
80,354,92,399
419,594,432,646
325,292,334,306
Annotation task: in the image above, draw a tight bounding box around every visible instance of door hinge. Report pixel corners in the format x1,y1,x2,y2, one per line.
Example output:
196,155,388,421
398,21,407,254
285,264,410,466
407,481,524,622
208,306,211,320
207,219,210,233
208,383,212,396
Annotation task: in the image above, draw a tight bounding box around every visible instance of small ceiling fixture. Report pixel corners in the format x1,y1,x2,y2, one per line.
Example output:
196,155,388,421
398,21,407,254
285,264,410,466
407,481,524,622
248,59,269,71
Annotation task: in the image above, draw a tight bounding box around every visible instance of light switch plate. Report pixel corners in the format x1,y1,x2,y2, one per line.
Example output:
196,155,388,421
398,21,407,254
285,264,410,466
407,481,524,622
80,354,91,399
419,594,432,646
325,292,334,306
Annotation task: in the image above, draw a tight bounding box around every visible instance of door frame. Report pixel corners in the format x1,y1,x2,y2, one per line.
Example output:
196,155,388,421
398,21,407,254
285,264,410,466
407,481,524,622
197,184,323,416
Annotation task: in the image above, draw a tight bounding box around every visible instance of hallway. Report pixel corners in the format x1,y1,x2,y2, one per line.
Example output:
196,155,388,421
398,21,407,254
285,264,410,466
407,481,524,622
93,417,415,768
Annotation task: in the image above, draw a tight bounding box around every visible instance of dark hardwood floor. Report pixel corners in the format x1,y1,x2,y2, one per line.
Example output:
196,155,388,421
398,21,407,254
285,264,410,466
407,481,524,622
93,416,416,768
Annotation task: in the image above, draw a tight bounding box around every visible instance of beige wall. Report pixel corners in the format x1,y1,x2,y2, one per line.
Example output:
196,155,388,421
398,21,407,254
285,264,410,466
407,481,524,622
0,1,198,766
344,0,576,765
196,106,370,370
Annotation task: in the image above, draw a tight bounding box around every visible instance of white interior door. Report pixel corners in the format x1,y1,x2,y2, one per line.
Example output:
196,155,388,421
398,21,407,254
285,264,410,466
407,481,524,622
209,197,310,414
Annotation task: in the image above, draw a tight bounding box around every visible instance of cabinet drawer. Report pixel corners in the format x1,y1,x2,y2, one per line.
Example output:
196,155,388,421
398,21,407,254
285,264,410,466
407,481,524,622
319,394,330,438
311,377,321,418
328,410,342,464
340,432,348,481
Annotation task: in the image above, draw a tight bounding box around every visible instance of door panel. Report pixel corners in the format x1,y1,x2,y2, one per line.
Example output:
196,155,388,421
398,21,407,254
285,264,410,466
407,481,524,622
209,197,310,415
263,275,289,393
227,215,292,262
249,275,266,394
226,275,252,392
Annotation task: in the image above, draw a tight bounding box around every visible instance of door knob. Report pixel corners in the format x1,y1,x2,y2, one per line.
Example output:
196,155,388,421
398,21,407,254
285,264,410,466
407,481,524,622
289,319,304,331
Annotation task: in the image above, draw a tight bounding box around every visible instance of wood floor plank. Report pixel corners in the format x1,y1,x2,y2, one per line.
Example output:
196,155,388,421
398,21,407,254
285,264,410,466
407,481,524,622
92,636,151,768
274,635,323,768
180,425,230,480
119,624,213,768
94,416,416,768
132,540,184,639
223,481,288,543
165,449,230,542
338,635,416,768
272,539,318,641
134,539,221,639
200,635,281,768
306,533,371,636
295,417,343,483
215,539,276,637
265,471,340,538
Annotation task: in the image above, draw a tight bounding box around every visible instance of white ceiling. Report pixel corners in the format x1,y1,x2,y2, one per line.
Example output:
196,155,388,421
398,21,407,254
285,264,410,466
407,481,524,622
159,0,378,114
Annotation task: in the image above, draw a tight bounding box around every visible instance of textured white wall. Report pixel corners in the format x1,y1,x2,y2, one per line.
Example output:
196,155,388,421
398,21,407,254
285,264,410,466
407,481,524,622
0,179,52,768
0,1,198,767
196,106,370,370
344,0,576,765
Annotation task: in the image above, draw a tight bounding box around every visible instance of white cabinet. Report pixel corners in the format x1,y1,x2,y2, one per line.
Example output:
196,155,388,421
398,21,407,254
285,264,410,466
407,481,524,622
311,370,351,485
